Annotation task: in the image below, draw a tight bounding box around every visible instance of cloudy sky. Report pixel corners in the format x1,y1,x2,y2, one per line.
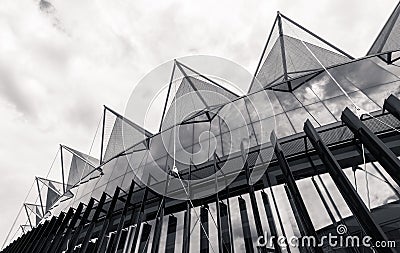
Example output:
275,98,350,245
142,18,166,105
0,0,398,246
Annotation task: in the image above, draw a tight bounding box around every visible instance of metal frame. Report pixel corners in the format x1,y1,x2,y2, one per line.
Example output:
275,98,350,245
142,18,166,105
304,119,395,253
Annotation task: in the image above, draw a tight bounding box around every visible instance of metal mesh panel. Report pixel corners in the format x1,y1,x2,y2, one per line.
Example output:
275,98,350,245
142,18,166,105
162,74,238,130
103,116,147,162
368,2,400,56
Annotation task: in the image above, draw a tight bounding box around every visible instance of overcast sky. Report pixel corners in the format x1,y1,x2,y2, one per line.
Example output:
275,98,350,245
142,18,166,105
0,0,398,246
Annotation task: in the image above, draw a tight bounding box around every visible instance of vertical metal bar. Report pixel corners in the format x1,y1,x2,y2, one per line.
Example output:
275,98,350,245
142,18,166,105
19,228,38,252
91,188,121,252
52,203,84,253
238,197,254,253
263,173,292,253
137,223,152,253
316,174,343,221
32,214,64,253
225,187,235,253
341,108,400,187
310,178,359,253
24,204,33,229
220,201,232,253
128,186,149,253
283,186,306,236
200,206,209,253
10,227,33,253
35,177,45,217
271,132,322,253
311,177,337,226
260,191,282,253
43,207,74,253
165,215,178,253
123,226,136,253
109,181,136,253
159,61,176,132
60,145,66,193
100,106,107,164
182,208,191,253
150,175,169,253
242,147,265,253
277,12,291,91
78,192,108,253
304,119,394,253
115,229,128,253
23,220,50,253
182,163,191,253
213,154,225,253
65,198,96,253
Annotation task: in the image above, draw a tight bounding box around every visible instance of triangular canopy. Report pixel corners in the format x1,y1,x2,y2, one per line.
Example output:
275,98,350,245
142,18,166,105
368,1,400,63
251,12,353,93
101,106,152,163
61,145,101,191
160,60,239,130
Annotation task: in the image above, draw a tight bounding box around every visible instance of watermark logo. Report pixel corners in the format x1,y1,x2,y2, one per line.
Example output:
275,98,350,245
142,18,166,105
336,224,347,235
257,225,396,249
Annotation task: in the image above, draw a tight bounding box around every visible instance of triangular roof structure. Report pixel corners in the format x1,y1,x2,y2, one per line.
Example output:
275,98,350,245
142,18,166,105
61,145,101,191
159,60,239,131
250,12,353,93
101,106,152,164
367,1,400,63
36,177,64,212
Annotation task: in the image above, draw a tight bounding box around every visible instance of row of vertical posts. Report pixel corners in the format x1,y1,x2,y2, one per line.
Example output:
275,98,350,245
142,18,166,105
3,95,400,253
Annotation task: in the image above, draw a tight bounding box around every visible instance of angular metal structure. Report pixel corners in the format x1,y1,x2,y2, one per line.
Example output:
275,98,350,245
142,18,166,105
3,5,400,253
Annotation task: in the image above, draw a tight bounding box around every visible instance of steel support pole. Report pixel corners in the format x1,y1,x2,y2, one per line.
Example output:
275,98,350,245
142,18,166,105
263,173,291,253
242,147,266,253
304,119,394,253
200,206,209,253
238,197,254,253
341,108,400,187
18,226,38,253
52,202,84,253
128,186,149,253
32,214,63,253
90,188,121,253
165,215,178,253
65,198,96,253
150,159,171,253
271,132,323,253
43,207,74,253
35,178,45,217
23,220,49,253
109,181,136,253
23,204,33,229
137,223,152,253
78,192,108,253
18,224,41,253
277,12,291,91
260,191,282,253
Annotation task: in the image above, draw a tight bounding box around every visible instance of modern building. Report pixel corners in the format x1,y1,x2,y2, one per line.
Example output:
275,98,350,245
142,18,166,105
2,3,400,253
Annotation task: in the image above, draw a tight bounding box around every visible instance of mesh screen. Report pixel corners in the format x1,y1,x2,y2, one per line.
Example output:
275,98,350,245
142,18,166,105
64,147,99,190
369,2,400,57
256,35,350,91
103,108,149,162
161,62,238,130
